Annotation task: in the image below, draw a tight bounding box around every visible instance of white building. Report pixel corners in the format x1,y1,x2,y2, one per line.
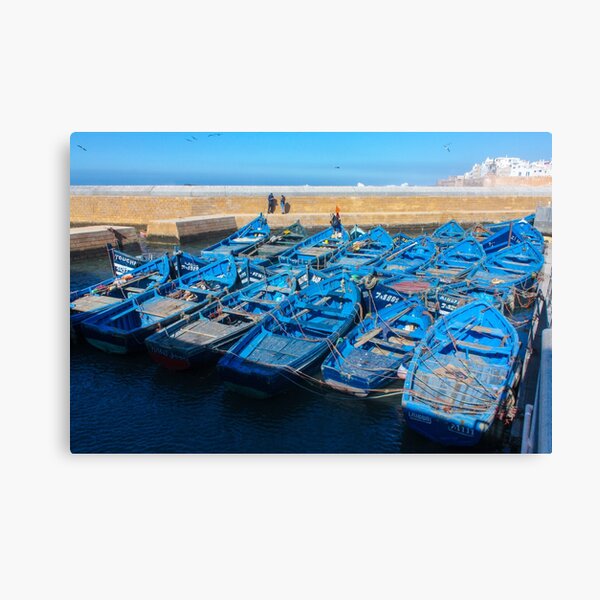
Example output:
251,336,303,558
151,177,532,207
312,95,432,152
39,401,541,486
463,157,552,179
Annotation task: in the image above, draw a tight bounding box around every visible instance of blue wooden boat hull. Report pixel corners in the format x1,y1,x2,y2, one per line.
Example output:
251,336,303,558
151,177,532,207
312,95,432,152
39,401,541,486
218,274,361,398
278,226,350,266
392,231,412,246
468,241,544,293
402,405,489,446
145,273,296,370
252,221,308,261
402,299,520,446
486,213,535,233
70,255,173,337
481,221,544,254
203,214,270,256
419,236,485,282
328,226,394,269
321,300,433,397
219,342,329,399
374,236,437,276
431,220,466,248
80,256,238,354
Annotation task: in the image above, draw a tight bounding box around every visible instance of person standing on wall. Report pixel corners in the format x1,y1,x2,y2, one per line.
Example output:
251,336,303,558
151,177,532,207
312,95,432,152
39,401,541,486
280,194,286,214
330,209,343,238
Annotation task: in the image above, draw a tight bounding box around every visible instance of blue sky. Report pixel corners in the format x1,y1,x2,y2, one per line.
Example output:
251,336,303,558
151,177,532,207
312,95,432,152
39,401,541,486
70,132,551,186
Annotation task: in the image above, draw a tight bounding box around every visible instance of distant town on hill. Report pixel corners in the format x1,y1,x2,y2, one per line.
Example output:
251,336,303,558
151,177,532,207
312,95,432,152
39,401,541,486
438,157,552,187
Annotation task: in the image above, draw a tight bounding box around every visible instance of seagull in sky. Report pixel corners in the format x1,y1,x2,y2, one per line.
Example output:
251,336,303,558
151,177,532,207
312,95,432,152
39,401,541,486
443,143,452,152
208,133,222,137
76,144,87,151
334,166,341,169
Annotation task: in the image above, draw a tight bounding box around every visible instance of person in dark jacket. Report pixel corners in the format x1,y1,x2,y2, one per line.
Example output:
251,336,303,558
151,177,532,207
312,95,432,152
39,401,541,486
267,193,275,214
331,206,343,237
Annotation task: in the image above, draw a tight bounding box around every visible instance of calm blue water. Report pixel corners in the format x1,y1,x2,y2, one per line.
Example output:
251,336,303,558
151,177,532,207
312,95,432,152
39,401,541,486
70,229,489,453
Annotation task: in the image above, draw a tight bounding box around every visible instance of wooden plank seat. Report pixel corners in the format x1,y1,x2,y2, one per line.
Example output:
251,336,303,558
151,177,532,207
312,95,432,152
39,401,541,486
176,320,238,344
114,273,156,289
471,325,506,337
138,297,196,318
71,295,123,313
265,285,293,294
366,337,410,354
294,303,343,319
258,245,287,256
427,268,461,275
221,307,261,321
355,327,383,348
389,334,416,346
455,339,507,352
249,334,319,366
286,295,331,319
298,247,332,256
124,286,146,294
245,297,278,306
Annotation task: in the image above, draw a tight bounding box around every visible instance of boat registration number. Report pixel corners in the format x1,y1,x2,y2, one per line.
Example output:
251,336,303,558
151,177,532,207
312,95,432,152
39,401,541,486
448,423,474,437
407,411,431,424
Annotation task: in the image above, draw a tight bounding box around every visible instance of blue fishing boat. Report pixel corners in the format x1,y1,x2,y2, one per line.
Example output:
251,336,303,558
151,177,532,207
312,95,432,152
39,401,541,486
419,236,485,282
171,251,215,276
467,241,544,293
172,251,267,287
481,220,544,254
218,274,361,398
349,224,366,240
266,262,330,285
486,213,535,233
319,263,378,285
251,221,308,261
402,300,520,446
70,255,173,337
328,226,394,269
382,273,501,317
107,244,160,276
321,299,433,396
431,220,466,248
429,281,511,316
278,226,350,267
145,272,297,370
80,256,238,354
392,231,413,247
382,274,445,310
203,214,270,256
375,236,437,276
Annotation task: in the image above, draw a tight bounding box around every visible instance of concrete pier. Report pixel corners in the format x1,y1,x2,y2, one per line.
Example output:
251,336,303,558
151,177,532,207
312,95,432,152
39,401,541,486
146,215,238,242
70,225,139,254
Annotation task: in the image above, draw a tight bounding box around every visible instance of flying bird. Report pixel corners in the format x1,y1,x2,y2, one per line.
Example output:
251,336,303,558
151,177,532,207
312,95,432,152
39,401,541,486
334,166,341,169
208,133,222,137
443,143,452,152
76,144,87,151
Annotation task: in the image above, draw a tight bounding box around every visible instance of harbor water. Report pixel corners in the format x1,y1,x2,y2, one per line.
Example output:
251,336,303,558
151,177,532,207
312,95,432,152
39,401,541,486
70,227,503,453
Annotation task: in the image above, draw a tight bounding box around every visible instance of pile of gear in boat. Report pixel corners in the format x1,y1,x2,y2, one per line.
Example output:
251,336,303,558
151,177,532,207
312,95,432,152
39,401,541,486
70,213,546,447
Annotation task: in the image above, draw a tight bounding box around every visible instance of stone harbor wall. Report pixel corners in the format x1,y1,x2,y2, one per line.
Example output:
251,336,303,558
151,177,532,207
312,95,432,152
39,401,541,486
70,185,552,242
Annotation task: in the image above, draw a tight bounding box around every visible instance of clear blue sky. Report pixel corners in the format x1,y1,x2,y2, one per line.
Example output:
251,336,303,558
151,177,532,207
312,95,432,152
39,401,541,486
70,132,551,186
